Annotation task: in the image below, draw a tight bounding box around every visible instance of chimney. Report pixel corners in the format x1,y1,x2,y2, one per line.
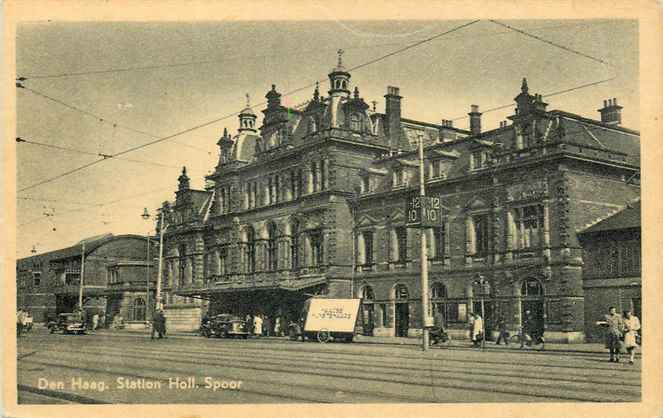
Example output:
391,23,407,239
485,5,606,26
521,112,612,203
384,86,402,148
598,97,623,125
468,104,482,136
439,119,457,142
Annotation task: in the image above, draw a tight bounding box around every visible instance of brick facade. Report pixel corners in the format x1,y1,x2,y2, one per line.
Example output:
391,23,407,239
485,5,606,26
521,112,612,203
160,59,640,340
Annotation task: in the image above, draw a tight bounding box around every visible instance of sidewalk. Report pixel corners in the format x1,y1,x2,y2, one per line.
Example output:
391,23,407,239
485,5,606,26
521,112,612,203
96,328,619,355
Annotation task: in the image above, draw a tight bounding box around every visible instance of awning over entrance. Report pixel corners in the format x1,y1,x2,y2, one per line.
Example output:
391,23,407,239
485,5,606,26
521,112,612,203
175,276,329,298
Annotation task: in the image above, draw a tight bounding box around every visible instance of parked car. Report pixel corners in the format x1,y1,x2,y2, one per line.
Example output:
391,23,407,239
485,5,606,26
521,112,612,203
47,313,86,335
202,314,249,339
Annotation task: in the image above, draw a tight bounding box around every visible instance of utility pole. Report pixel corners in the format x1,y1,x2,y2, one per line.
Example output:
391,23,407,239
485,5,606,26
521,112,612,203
78,241,86,311
142,208,151,319
156,210,168,310
418,134,430,351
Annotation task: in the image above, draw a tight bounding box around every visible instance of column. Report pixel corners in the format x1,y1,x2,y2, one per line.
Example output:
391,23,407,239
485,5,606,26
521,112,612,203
263,180,270,206
306,166,314,194
322,158,330,190
465,216,474,264
505,210,515,261
285,172,293,201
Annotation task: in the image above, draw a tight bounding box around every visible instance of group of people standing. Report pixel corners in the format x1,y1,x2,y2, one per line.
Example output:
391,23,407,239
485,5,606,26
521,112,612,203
245,314,283,337
599,306,640,364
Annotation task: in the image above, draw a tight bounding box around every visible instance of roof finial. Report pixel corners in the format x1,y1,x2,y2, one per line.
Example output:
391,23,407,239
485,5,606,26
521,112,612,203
313,82,320,101
223,127,228,138
337,49,344,67
245,93,250,107
521,77,529,93
353,86,360,99
182,166,187,176
371,100,377,112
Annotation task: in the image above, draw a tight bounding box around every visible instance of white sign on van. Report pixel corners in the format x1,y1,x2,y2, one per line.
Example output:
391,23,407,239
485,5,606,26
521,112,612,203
304,299,361,333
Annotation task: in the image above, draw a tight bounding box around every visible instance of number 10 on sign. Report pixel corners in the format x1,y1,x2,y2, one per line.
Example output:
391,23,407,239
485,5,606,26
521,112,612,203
407,195,443,227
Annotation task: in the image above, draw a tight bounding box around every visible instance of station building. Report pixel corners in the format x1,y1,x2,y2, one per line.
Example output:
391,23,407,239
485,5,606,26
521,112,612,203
16,234,156,328
157,56,640,341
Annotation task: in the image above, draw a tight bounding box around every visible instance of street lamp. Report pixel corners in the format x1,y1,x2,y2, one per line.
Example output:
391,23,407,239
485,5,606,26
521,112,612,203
141,208,151,322
473,274,491,350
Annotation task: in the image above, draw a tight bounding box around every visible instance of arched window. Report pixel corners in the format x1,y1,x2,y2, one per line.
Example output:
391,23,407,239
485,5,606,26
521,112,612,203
291,220,300,271
362,285,375,301
133,298,146,321
431,282,447,299
246,226,256,273
267,222,278,271
522,278,543,297
394,284,409,301
310,230,324,267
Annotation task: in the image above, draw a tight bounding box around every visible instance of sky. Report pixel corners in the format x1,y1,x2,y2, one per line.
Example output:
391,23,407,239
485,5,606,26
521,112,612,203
14,19,639,258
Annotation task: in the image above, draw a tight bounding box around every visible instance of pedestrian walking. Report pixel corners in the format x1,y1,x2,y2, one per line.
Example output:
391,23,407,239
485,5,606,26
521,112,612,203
430,310,448,346
92,313,99,331
254,314,263,337
520,310,535,349
470,313,483,347
597,306,625,362
246,314,253,338
274,316,281,337
495,317,510,345
151,309,166,339
24,311,34,332
16,309,25,337
622,310,641,364
263,315,272,337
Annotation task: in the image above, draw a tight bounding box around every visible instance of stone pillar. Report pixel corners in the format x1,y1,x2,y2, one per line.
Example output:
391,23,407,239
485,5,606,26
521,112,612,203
465,216,474,263
389,229,398,263
305,166,313,194
185,259,193,287
243,185,249,210
322,158,330,190
172,259,180,289
284,172,293,201
505,210,515,261
262,181,270,206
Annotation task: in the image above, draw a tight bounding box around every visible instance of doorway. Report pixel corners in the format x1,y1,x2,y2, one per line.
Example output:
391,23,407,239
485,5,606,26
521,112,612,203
521,278,545,336
362,304,375,336
395,303,409,337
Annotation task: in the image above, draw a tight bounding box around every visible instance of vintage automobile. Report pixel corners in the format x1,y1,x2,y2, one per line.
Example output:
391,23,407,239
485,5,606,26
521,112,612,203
47,313,86,335
288,298,361,343
201,314,249,339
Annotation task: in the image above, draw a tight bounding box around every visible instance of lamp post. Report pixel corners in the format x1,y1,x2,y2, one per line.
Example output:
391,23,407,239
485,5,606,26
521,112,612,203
141,208,151,320
473,274,491,350
78,240,86,312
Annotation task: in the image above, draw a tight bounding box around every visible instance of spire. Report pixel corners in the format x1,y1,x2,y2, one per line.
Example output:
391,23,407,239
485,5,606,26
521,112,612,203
337,49,344,69
223,127,229,138
245,93,250,107
353,86,360,99
521,77,529,93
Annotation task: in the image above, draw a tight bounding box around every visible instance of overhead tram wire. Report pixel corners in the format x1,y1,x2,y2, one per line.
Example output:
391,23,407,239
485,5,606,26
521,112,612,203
18,85,212,155
19,21,614,81
450,21,617,122
17,20,482,193
449,75,618,122
15,136,204,170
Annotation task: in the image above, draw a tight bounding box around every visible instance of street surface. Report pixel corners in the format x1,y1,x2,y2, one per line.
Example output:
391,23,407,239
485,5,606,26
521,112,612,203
17,328,640,404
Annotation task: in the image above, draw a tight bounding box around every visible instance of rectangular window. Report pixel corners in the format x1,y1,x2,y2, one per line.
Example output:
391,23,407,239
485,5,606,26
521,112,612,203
33,272,41,287
446,303,460,322
310,230,324,267
311,162,319,193
473,214,490,256
471,151,484,170
393,168,404,187
396,227,408,262
361,176,370,193
517,205,543,249
364,231,374,265
620,241,640,275
433,225,445,259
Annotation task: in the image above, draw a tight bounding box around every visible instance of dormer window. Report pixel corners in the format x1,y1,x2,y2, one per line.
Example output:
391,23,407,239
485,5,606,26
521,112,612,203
392,167,405,187
350,113,361,131
471,151,487,170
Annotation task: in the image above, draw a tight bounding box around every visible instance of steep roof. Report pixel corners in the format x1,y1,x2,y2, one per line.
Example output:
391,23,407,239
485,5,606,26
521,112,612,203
579,199,641,234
